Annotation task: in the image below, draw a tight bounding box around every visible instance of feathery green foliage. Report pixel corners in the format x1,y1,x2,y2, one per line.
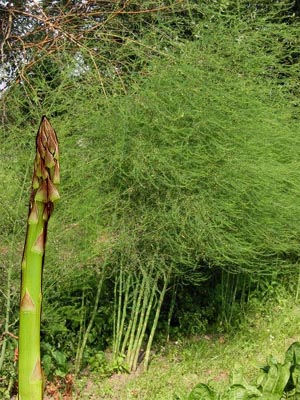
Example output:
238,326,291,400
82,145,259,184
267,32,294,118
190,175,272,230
1,1,300,395
19,38,300,371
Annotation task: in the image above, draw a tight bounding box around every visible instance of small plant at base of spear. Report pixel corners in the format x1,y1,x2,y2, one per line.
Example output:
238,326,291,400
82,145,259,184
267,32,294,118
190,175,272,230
18,116,60,400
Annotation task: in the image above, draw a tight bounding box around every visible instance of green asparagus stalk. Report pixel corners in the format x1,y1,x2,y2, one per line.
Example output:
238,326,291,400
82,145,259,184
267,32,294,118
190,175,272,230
18,116,60,400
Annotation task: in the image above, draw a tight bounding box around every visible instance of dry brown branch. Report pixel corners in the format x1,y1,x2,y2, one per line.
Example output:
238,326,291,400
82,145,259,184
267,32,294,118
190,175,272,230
0,331,18,342
0,0,184,91
0,11,12,63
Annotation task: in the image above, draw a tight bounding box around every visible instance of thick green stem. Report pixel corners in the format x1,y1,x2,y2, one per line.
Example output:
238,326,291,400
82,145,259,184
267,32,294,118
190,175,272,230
18,116,59,400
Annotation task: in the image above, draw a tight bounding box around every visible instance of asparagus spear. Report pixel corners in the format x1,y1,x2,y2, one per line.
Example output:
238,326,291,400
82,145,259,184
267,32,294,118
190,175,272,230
18,116,60,400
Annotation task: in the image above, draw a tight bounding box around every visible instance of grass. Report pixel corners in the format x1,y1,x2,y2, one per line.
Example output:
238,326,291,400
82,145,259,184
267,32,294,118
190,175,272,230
74,292,300,399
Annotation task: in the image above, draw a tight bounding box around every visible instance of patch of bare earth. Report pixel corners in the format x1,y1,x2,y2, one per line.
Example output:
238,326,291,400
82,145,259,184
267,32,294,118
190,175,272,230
78,367,143,400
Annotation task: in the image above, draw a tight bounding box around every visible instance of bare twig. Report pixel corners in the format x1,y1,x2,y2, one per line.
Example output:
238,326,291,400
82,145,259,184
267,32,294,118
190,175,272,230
0,0,183,91
0,331,18,342
0,10,12,63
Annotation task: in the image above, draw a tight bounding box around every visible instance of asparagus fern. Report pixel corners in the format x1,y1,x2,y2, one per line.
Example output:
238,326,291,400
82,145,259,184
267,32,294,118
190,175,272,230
18,116,60,400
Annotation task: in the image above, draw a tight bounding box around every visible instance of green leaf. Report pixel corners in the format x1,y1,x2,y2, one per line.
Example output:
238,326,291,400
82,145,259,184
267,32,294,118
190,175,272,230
285,388,300,399
273,362,290,393
242,385,262,397
54,369,66,378
223,384,248,400
257,371,266,388
260,364,279,393
223,384,263,400
259,396,281,400
52,350,67,369
268,356,278,365
258,359,289,395
42,354,52,376
188,383,217,400
231,363,246,386
291,365,300,387
285,342,300,366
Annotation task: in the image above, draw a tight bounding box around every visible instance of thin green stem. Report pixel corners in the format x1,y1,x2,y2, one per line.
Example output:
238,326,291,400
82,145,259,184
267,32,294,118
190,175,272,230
0,263,12,372
296,266,300,301
116,273,131,357
74,289,86,374
113,263,125,358
75,271,104,376
166,281,177,343
128,274,150,370
132,274,157,372
144,274,168,371
120,280,139,357
126,273,146,369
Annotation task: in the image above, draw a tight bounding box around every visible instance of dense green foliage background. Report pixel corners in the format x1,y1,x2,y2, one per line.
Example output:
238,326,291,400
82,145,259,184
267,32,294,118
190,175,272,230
1,0,300,396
